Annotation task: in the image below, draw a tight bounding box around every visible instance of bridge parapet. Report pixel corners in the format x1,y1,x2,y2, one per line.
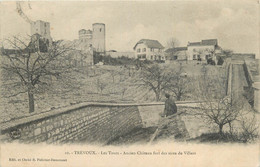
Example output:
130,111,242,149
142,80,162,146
243,61,254,87
0,103,144,144
0,101,201,144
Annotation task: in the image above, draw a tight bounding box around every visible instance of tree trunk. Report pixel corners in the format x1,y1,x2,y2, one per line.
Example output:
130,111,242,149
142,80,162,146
177,93,181,101
219,124,223,135
228,121,233,135
28,91,35,113
155,92,160,101
100,87,103,95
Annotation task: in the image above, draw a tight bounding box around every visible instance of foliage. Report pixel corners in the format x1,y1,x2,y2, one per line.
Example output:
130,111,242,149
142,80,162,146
207,58,216,65
221,49,233,58
93,52,136,66
217,56,224,65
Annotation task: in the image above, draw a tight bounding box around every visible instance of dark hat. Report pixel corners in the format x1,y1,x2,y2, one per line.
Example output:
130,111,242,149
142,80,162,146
165,93,170,98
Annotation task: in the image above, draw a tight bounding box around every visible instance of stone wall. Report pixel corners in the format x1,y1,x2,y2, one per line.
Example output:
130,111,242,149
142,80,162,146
0,103,143,145
243,62,253,87
155,115,190,141
226,63,232,95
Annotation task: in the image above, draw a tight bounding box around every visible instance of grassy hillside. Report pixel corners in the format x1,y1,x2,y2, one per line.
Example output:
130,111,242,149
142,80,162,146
0,63,223,123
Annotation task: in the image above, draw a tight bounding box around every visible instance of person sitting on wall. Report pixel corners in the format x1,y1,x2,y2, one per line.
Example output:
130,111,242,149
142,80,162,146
158,93,178,131
149,93,179,142
160,93,177,118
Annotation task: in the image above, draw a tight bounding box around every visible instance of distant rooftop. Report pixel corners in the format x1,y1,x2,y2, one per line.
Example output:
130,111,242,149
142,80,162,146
188,39,218,46
165,47,187,53
133,39,164,50
93,23,105,25
79,29,86,32
33,20,50,23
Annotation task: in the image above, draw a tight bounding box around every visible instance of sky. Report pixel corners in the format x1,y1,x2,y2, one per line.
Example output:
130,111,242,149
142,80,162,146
0,0,259,57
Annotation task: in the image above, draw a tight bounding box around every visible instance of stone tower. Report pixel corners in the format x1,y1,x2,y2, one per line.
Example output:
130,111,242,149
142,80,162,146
79,29,93,43
31,20,52,44
92,23,105,53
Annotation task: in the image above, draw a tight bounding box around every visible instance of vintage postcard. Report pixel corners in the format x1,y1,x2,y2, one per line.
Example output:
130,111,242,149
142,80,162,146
0,0,259,167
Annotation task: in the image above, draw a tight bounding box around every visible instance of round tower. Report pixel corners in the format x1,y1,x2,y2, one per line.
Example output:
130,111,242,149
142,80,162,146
92,23,105,53
79,29,86,41
85,29,92,39
79,29,92,42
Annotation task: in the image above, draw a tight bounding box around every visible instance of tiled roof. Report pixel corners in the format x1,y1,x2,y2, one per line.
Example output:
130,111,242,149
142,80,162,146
188,39,218,46
165,47,187,53
188,42,201,46
201,39,218,45
93,23,105,25
133,39,164,50
79,29,86,32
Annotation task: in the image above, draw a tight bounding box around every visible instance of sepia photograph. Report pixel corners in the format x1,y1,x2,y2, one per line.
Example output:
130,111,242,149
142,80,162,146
0,0,259,166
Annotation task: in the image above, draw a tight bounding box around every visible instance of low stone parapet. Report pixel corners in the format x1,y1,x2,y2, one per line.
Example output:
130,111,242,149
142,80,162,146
0,103,143,145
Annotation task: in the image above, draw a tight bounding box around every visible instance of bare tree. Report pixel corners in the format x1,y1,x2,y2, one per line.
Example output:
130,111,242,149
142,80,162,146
198,96,243,135
166,37,180,49
166,66,189,100
121,86,127,99
140,64,187,101
193,70,245,135
108,70,117,83
201,64,207,79
1,36,74,113
140,64,168,101
165,38,180,61
96,78,107,95
237,112,259,142
118,67,127,82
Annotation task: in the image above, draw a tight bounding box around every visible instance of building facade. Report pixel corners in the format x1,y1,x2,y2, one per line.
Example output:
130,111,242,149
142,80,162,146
133,39,165,61
187,39,220,62
164,39,221,64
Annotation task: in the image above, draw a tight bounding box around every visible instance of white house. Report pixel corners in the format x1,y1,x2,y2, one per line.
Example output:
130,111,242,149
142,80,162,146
187,39,221,62
133,39,165,61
